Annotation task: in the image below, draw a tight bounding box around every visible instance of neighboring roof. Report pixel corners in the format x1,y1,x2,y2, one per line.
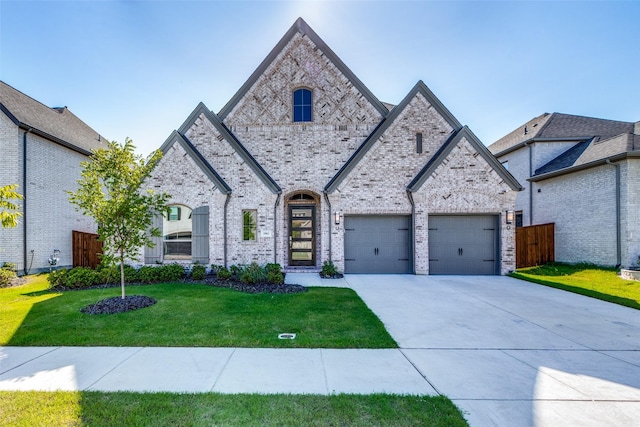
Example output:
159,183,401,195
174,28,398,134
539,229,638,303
489,112,634,156
159,131,231,194
530,132,640,182
218,17,388,120
324,80,463,193
0,80,107,155
178,103,281,194
408,126,523,192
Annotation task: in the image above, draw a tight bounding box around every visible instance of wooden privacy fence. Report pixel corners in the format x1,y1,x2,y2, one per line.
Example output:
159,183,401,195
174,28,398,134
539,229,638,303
72,231,103,269
515,223,555,269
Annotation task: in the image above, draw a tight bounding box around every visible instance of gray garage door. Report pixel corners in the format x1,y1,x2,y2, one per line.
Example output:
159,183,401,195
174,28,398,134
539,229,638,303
344,216,412,274
428,215,498,275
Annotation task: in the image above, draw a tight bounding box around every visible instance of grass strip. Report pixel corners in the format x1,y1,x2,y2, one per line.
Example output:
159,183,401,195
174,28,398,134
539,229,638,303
0,391,468,427
511,263,640,310
1,276,397,348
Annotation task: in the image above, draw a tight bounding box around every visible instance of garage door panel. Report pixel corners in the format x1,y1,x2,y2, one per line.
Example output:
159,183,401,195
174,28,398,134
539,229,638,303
344,216,412,274
429,215,498,275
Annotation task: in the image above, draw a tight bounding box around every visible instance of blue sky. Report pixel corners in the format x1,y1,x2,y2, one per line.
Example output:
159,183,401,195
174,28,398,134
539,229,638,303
2,0,639,156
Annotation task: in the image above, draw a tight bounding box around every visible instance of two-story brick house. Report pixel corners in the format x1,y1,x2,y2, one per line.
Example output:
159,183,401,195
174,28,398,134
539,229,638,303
489,113,640,268
143,18,521,275
0,81,107,274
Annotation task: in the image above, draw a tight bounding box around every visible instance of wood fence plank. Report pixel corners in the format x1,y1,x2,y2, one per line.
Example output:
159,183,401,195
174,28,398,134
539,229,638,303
515,223,554,268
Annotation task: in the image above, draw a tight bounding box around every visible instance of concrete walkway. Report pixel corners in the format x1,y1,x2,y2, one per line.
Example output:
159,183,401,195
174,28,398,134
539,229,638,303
2,274,640,426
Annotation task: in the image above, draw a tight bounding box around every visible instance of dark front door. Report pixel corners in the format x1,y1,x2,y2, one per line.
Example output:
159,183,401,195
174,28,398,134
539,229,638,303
289,206,315,266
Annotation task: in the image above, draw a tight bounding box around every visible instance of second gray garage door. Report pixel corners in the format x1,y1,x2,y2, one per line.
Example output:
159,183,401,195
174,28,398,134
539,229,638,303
428,215,499,275
344,216,412,274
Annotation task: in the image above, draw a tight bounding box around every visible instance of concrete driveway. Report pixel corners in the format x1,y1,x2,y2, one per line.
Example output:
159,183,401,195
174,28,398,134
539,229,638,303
343,274,640,427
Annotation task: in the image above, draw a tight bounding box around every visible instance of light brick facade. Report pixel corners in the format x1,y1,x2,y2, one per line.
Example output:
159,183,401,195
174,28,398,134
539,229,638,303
0,82,106,274
142,19,520,274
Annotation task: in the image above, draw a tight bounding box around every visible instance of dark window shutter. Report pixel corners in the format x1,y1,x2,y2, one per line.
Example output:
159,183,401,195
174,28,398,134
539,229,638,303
144,214,163,264
192,206,209,264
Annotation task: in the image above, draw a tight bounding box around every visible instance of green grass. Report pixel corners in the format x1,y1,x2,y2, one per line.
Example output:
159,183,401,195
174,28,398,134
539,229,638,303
511,263,640,310
1,276,397,348
0,391,468,427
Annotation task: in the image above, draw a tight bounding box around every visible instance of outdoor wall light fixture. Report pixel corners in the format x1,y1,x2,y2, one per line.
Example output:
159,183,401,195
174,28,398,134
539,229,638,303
335,211,341,225
505,210,515,225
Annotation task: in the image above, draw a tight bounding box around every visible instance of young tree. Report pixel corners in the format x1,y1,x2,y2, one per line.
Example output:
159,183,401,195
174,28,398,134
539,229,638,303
69,138,170,299
0,184,23,228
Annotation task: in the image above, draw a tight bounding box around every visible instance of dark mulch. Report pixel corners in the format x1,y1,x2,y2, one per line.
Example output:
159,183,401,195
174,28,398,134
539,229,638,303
81,295,157,315
320,273,344,279
203,276,307,294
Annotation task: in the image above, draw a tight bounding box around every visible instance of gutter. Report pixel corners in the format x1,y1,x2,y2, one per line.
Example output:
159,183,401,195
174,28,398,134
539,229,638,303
273,193,281,263
223,194,231,267
529,151,640,182
406,190,416,274
323,192,332,262
606,159,622,268
526,141,533,225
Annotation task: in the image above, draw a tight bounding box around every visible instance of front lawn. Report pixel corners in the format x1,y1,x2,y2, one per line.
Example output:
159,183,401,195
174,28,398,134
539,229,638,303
0,391,468,426
511,263,640,310
1,276,397,348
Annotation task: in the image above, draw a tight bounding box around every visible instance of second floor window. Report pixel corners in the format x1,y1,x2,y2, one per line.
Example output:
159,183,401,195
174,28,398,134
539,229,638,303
293,88,312,122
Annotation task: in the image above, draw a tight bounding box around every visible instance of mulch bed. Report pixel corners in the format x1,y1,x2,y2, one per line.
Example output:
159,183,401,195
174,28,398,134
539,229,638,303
75,275,307,314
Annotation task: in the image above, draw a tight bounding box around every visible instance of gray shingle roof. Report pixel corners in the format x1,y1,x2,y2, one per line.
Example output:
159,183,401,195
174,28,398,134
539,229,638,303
0,81,107,155
488,112,634,156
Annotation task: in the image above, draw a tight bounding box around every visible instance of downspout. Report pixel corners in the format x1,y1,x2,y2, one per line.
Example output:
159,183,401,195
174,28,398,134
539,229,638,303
606,159,622,268
406,190,416,274
273,193,281,264
323,192,332,262
223,194,231,267
22,129,29,275
526,141,533,225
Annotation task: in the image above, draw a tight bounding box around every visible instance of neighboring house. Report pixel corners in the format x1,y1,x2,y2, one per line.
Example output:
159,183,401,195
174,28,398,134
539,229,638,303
489,112,640,268
143,18,522,275
0,81,107,274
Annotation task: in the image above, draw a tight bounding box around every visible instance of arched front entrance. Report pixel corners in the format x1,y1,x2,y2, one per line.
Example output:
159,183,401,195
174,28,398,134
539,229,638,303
286,192,320,267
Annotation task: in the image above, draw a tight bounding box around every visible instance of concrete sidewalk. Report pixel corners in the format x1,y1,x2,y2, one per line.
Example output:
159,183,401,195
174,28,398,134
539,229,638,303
2,273,640,426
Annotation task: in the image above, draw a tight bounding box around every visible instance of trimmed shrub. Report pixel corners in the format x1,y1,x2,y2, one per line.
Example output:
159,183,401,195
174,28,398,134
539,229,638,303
158,263,185,282
267,271,284,284
191,264,206,281
0,268,17,288
210,264,223,274
2,262,17,272
217,267,231,280
137,265,161,283
265,263,282,275
63,267,100,289
47,269,69,288
229,264,243,277
240,262,267,284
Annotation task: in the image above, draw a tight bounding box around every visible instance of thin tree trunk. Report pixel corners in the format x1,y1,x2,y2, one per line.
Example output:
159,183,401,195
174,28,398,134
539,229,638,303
120,254,125,299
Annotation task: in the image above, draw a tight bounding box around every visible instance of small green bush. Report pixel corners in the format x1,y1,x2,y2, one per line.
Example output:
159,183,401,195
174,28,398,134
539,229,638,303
158,263,185,282
240,262,267,284
0,268,17,288
63,267,100,289
229,264,243,277
321,261,338,277
137,265,161,283
217,267,231,280
210,264,223,274
191,264,206,281
267,271,284,284
265,263,282,275
47,269,68,288
2,262,17,272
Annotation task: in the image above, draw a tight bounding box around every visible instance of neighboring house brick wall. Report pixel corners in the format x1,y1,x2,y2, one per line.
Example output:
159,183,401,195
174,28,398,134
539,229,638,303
25,132,97,271
622,159,640,267
535,165,618,266
0,115,23,270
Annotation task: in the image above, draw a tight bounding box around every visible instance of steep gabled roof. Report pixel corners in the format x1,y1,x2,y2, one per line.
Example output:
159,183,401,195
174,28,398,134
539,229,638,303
407,126,523,192
218,17,388,120
159,130,231,194
534,139,593,175
489,112,634,156
178,103,281,194
324,80,462,193
0,80,107,155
